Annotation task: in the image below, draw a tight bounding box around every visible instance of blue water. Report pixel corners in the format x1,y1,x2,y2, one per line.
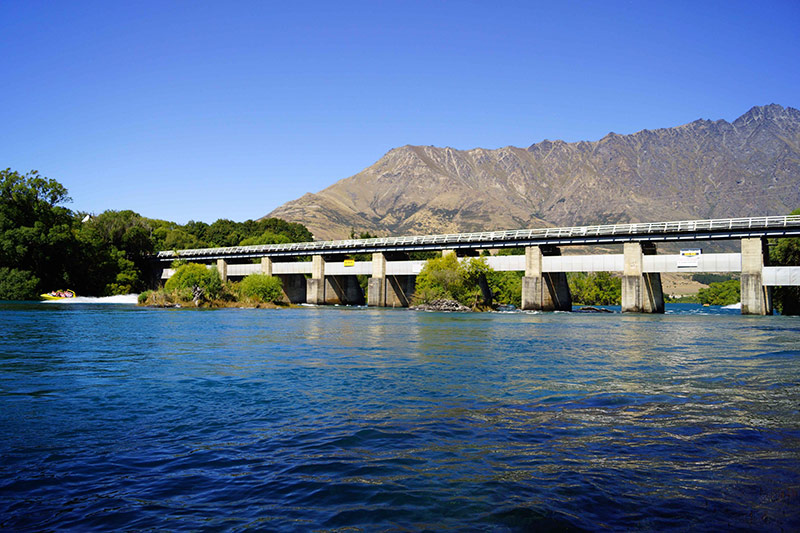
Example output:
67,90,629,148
1,302,799,531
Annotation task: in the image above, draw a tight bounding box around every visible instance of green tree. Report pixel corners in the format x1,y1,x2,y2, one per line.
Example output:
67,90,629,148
568,272,621,305
239,232,293,246
238,274,284,303
0,169,77,296
164,263,223,300
770,208,800,315
76,210,155,295
486,271,523,307
0,268,40,300
697,279,740,306
414,254,492,307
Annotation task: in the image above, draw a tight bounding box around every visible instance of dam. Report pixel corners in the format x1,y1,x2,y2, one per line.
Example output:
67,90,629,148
155,215,800,315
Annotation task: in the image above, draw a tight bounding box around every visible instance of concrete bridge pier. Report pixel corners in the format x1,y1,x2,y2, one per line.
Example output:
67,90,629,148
741,237,773,315
521,246,571,311
261,257,306,304
621,242,664,313
368,253,415,307
306,256,326,305
217,259,228,283
306,256,365,305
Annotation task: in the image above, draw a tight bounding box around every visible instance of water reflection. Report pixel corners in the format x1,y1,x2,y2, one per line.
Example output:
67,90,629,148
1,303,798,531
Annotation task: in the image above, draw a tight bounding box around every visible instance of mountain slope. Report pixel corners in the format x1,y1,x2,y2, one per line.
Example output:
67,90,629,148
267,105,800,240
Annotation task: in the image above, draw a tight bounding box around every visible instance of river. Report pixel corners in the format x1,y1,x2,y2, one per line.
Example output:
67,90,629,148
1,302,798,531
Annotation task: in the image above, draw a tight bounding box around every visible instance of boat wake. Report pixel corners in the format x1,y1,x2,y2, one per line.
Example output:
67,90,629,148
41,294,139,304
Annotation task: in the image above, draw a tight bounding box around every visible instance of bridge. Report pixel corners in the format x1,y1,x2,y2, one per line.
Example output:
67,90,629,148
155,215,800,315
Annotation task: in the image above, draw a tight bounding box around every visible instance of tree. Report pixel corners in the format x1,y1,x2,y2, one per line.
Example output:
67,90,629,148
770,208,800,315
76,210,155,295
238,274,284,303
568,272,621,305
697,279,740,306
164,263,223,300
0,169,77,297
414,254,492,307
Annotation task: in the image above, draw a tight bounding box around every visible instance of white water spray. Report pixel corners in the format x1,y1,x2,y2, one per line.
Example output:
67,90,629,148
41,294,139,304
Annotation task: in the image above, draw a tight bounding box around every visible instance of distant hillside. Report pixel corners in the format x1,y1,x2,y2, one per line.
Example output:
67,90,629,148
267,104,800,240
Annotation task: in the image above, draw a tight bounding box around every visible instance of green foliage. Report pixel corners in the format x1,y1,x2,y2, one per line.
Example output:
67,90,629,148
0,168,314,299
75,210,156,294
414,254,492,306
496,247,526,256
486,270,522,307
0,169,76,295
568,272,621,305
692,273,735,285
238,274,284,303
697,279,740,306
665,294,700,304
239,232,292,246
769,208,800,315
164,263,223,300
0,268,40,300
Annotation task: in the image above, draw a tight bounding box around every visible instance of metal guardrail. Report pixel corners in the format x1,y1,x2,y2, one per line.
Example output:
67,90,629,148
155,215,800,262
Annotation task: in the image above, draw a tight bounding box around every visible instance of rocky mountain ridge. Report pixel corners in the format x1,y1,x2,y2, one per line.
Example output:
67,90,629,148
267,104,800,240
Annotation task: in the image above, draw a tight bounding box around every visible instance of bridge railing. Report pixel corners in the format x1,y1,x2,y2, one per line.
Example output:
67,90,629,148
156,215,800,260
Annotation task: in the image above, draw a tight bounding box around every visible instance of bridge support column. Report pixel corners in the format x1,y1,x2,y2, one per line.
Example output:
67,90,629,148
217,259,228,283
367,253,387,307
368,253,415,307
307,256,365,305
741,238,773,315
521,246,571,311
306,256,325,305
621,243,664,313
260,257,273,275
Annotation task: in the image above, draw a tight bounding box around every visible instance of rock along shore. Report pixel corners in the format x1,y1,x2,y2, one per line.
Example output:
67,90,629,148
409,299,472,312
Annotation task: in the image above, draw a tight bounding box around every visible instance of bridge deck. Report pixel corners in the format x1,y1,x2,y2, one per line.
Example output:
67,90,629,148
156,215,800,262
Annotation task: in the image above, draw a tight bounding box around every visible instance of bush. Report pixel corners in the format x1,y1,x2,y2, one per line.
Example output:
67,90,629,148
0,268,40,300
697,279,740,306
164,263,223,300
568,272,621,305
770,210,800,315
238,274,284,303
692,273,735,285
414,254,492,307
486,271,522,307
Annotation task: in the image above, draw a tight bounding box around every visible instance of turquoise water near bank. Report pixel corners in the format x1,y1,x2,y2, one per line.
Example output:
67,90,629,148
1,302,799,531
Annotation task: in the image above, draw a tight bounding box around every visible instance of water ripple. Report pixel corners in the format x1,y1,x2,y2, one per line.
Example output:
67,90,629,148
1,303,798,531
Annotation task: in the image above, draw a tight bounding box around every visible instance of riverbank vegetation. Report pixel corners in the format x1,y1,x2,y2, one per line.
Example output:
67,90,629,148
697,279,740,306
413,254,493,309
139,264,288,308
770,208,800,315
0,169,312,300
567,272,621,306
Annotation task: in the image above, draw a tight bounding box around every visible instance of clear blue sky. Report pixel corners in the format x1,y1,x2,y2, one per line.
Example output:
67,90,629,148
2,0,798,224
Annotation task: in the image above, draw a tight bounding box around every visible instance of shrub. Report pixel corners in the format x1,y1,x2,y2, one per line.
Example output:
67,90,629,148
697,279,740,306
0,268,40,300
414,254,492,306
486,271,522,307
568,272,621,305
238,274,284,303
164,263,223,300
692,273,735,285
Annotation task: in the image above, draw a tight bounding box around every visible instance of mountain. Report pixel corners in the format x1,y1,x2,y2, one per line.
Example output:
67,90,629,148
266,104,800,240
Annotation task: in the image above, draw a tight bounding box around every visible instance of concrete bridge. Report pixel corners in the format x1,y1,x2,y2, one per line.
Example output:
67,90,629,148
155,215,800,315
